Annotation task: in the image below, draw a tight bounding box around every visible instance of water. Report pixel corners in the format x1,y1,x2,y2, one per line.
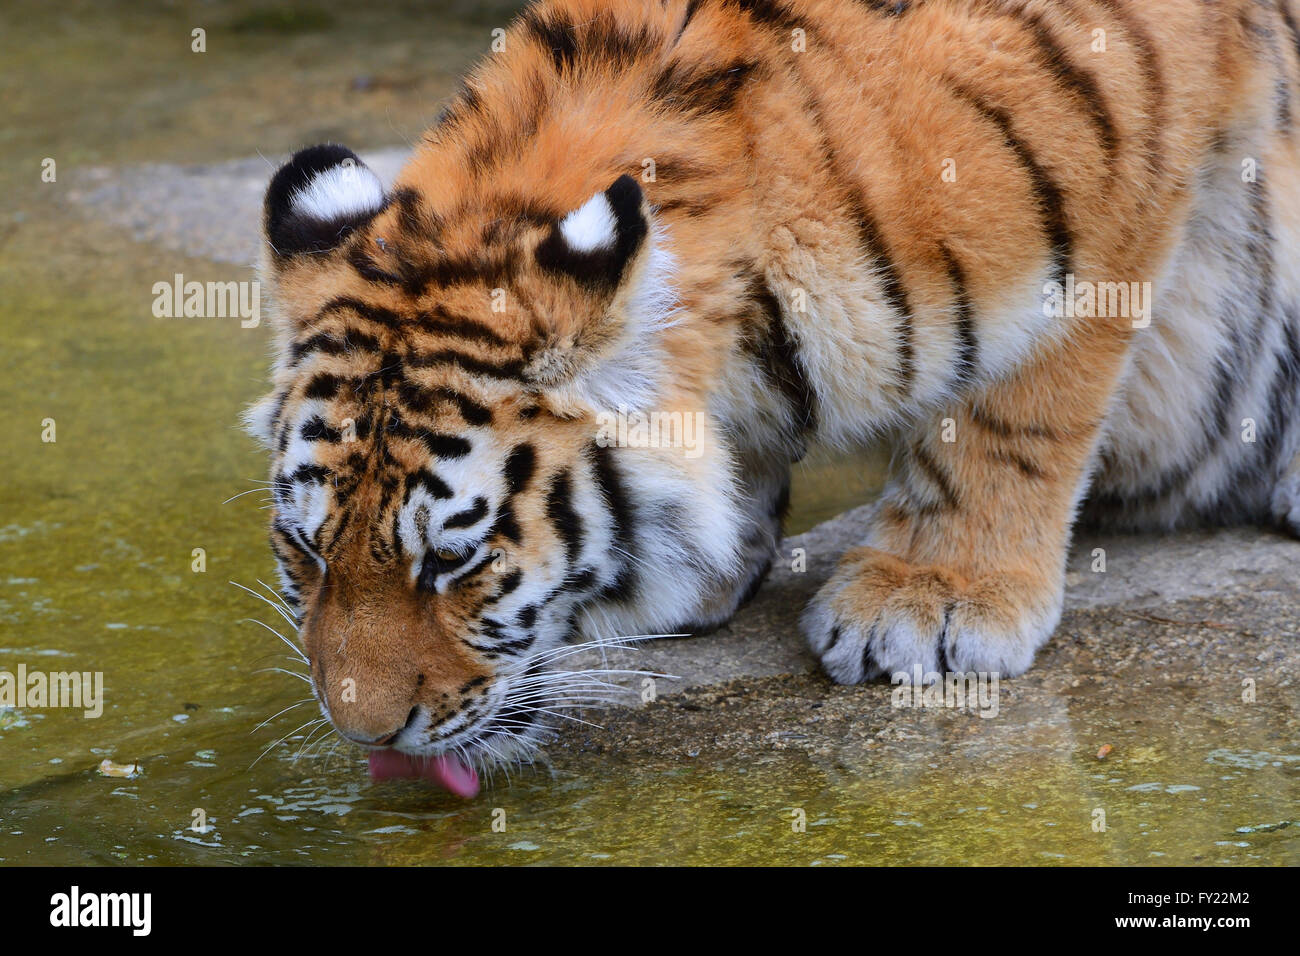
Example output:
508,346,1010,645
1,0,1293,866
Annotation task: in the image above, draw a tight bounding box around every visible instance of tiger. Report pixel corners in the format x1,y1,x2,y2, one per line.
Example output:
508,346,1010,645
246,0,1300,792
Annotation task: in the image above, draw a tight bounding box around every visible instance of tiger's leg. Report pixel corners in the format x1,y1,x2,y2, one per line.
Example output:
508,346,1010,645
1272,450,1300,539
802,328,1128,682
676,447,790,632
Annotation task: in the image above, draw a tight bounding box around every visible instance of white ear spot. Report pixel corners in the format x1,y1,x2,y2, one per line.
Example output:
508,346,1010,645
559,191,618,252
290,161,385,222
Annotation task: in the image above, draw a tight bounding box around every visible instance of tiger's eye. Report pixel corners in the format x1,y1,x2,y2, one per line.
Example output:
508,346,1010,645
435,548,460,562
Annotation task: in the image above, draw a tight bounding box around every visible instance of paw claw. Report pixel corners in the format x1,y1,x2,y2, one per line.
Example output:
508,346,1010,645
801,550,1059,684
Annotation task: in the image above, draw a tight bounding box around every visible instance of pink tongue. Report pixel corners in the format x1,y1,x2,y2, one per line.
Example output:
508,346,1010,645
367,750,480,798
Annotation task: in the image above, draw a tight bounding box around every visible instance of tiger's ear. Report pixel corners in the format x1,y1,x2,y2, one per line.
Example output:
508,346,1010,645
263,144,385,261
527,175,677,413
535,174,649,291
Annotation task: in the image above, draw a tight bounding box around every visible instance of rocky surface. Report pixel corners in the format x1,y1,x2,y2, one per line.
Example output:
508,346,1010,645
67,149,412,267
567,503,1300,699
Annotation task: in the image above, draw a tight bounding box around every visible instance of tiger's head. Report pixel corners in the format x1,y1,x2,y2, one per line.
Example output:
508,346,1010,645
246,145,758,789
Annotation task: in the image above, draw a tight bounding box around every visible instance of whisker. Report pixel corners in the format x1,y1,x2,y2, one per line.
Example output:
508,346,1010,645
255,666,313,685
497,706,606,730
230,580,301,630
251,697,316,733
238,617,308,664
251,716,326,768
223,486,274,504
256,579,300,617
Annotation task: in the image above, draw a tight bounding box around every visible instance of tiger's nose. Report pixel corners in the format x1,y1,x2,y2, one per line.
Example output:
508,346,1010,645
350,729,398,747
336,706,419,747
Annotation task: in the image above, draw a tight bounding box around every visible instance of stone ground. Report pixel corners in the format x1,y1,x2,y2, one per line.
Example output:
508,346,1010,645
560,509,1299,773
66,153,1300,764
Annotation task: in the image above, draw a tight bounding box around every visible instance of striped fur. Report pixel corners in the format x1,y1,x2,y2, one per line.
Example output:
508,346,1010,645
250,0,1300,765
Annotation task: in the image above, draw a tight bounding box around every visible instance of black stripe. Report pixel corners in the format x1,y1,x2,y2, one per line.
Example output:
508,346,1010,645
545,470,584,563
459,676,490,695
396,379,437,416
744,27,917,395
417,254,518,291
290,329,382,365
346,247,405,286
452,549,497,587
1234,4,1293,133
490,634,538,656
950,84,1072,284
1256,313,1300,475
289,464,331,485
387,417,472,459
438,388,493,427
736,0,806,32
396,380,493,427
849,195,916,392
588,442,638,602
1216,181,1293,499
1282,0,1300,67
301,416,342,443
969,404,1061,441
318,296,403,330
646,156,718,185
416,306,512,347
599,566,638,604
1279,71,1295,134
1092,0,1165,179
522,8,578,72
504,443,537,496
587,447,631,549
674,0,706,44
911,444,961,509
985,0,1120,167
445,496,489,530
408,349,525,380
435,82,485,132
349,415,373,443
389,186,439,239
1091,351,1242,516
495,503,523,544
405,469,454,502
562,567,597,593
577,17,658,71
654,195,722,217
856,0,911,14
304,373,348,400
989,448,1047,480
652,60,758,115
272,521,318,565
939,243,979,386
480,196,562,243
485,568,523,604
750,277,818,437
322,508,353,553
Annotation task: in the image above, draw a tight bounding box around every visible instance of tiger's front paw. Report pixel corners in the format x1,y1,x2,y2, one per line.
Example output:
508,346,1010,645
800,548,1062,684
